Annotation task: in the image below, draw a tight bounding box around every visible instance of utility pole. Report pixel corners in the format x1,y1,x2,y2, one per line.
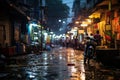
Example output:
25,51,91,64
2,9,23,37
40,0,43,52
40,0,45,52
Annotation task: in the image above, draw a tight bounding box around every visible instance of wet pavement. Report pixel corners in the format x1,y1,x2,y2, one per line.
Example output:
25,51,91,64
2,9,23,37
0,46,120,80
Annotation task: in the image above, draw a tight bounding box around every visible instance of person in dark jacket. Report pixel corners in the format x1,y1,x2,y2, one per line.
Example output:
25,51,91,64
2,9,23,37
94,30,102,46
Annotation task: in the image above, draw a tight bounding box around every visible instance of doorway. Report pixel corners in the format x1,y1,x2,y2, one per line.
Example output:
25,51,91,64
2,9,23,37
0,25,6,47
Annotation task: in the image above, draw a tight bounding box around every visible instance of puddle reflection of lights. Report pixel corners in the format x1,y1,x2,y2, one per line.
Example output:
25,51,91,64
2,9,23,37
59,56,62,59
29,74,35,78
43,61,48,65
43,53,48,61
43,66,48,70
43,53,48,57
70,50,74,53
59,54,62,59
80,60,85,80
43,72,48,76
50,56,53,60
44,57,48,60
71,59,75,62
27,72,36,79
71,66,77,73
80,72,85,80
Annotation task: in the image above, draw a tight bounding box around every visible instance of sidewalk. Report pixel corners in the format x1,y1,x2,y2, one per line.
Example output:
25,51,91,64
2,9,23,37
73,49,120,80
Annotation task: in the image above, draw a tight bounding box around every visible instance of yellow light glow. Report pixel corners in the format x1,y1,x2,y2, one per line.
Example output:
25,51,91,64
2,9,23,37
89,12,100,18
81,24,88,27
82,21,86,24
74,27,78,30
71,66,77,73
86,19,91,23
75,21,79,24
66,34,69,37
71,28,77,32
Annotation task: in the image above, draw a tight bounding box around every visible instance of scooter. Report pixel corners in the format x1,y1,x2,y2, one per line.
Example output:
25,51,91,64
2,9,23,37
84,42,95,65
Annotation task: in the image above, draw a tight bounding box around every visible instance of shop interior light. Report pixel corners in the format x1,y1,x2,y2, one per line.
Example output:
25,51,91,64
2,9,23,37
30,23,41,27
53,34,55,37
74,27,78,30
50,32,53,34
33,32,38,34
71,28,77,32
31,23,38,27
75,21,79,24
67,31,70,34
86,19,92,23
89,12,100,18
44,32,48,36
81,23,88,27
29,23,37,32
34,37,38,40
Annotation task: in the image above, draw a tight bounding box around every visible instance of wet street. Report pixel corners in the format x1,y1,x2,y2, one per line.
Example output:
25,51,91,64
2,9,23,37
0,46,120,80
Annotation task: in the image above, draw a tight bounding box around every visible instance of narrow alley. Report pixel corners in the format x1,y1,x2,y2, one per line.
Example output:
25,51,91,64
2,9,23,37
0,46,120,80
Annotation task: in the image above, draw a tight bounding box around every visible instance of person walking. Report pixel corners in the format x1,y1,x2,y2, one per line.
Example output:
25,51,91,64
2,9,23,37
89,33,94,39
73,36,78,49
94,30,102,46
66,37,69,48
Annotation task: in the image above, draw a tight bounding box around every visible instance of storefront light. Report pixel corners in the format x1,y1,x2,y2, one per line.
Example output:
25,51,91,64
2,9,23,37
29,23,40,32
67,31,70,34
74,27,78,30
33,32,38,34
80,21,88,27
75,21,79,24
59,34,62,37
81,24,88,27
34,37,38,40
66,34,69,37
86,19,92,23
89,12,100,18
30,23,41,28
32,24,38,27
71,28,77,32
44,32,48,41
44,32,48,36
50,32,53,34
53,34,55,38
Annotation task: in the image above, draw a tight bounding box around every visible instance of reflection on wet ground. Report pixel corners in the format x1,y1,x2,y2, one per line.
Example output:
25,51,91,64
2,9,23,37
75,50,120,80
83,64,120,80
0,47,120,80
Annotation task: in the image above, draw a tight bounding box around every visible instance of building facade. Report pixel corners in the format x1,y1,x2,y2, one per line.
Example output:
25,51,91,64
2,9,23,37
0,0,47,55
72,0,120,47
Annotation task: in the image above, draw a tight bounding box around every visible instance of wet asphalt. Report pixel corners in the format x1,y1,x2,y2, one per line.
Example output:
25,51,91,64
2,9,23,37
0,46,120,80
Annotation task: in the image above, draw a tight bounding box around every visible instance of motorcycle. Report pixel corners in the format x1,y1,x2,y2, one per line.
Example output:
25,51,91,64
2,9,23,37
84,39,96,65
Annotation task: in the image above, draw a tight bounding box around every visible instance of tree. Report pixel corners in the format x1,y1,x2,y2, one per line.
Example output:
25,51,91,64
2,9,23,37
46,0,70,34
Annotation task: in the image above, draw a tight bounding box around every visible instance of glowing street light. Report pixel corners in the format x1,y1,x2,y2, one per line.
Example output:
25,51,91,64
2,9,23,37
75,21,79,24
58,19,62,22
80,23,88,27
